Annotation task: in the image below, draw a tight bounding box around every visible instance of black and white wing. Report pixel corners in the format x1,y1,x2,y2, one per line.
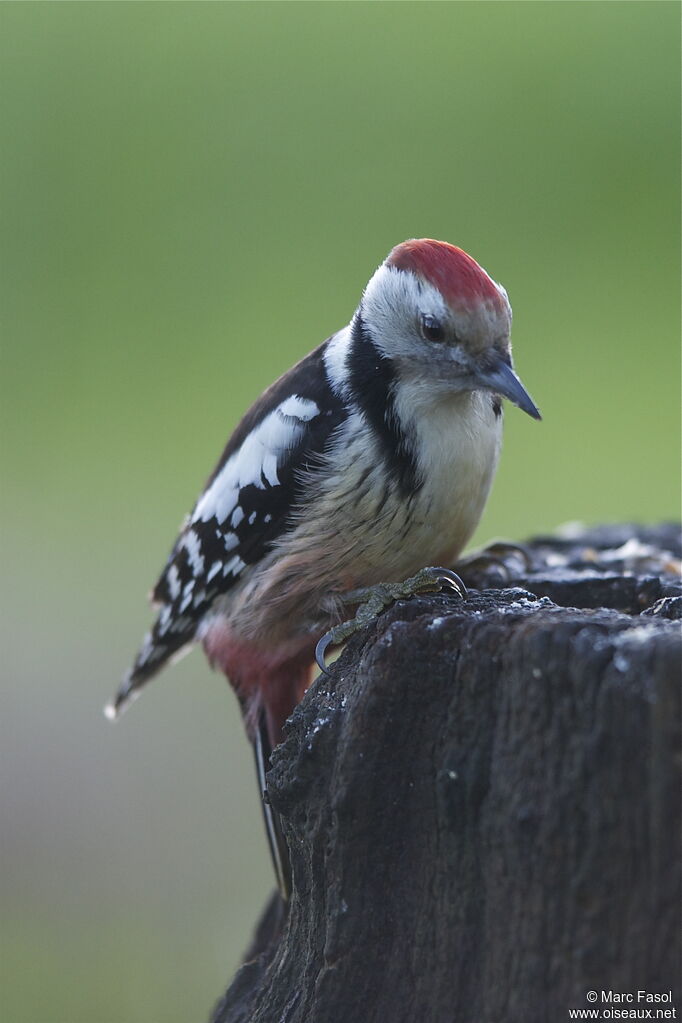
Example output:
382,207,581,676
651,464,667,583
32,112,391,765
108,340,347,718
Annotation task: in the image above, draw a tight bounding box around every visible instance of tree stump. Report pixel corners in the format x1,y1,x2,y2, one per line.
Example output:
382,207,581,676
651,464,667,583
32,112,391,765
211,524,681,1023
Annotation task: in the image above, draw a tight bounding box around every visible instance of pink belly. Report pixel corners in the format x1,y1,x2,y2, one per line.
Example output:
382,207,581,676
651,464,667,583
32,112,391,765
202,618,316,745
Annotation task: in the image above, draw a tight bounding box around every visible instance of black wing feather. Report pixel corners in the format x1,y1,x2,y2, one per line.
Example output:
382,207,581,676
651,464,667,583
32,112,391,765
110,340,346,717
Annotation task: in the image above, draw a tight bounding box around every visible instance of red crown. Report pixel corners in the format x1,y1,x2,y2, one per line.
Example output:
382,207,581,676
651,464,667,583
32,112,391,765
387,239,504,309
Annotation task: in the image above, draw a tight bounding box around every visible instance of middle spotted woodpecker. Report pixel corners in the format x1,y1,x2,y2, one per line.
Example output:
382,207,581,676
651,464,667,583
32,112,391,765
108,238,541,896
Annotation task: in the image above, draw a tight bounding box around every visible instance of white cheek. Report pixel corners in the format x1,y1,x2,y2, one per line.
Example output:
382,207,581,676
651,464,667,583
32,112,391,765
363,262,511,361
361,265,448,361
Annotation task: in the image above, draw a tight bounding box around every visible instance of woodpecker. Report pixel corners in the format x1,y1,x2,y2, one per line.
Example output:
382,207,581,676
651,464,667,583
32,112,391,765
108,239,540,896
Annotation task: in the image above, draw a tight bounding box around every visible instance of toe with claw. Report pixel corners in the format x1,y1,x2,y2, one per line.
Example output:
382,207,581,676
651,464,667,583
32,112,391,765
315,566,467,673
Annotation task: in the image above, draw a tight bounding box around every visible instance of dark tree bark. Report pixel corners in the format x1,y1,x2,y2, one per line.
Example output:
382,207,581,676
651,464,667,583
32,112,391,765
211,524,682,1023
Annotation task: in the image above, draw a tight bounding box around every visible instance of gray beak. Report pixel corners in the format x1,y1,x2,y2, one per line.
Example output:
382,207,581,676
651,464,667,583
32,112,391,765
474,355,541,420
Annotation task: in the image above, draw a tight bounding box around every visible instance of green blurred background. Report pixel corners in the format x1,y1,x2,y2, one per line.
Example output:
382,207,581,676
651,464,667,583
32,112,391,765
1,2,679,1020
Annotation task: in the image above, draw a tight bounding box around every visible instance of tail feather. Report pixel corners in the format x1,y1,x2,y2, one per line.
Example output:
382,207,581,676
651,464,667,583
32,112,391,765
105,619,193,721
254,708,292,900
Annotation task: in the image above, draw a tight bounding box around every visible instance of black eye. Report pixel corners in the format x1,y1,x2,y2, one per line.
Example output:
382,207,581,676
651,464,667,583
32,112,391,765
420,314,445,343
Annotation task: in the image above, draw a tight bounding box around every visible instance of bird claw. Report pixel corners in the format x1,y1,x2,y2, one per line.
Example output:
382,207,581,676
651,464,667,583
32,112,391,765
315,631,335,675
427,567,468,599
314,566,467,673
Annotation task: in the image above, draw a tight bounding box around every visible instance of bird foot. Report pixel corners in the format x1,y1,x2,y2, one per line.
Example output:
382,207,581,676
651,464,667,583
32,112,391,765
455,541,533,586
315,567,467,673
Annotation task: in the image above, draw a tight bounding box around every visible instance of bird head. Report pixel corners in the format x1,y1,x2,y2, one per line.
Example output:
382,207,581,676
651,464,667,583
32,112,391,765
359,238,540,420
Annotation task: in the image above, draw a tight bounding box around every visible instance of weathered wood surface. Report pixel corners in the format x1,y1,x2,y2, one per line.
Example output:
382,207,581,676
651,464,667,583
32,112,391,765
211,524,681,1023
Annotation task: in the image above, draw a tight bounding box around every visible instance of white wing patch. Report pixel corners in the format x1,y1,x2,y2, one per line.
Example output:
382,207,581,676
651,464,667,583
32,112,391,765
277,395,320,421
179,582,195,613
192,396,320,525
223,554,246,577
166,564,181,600
181,530,205,575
